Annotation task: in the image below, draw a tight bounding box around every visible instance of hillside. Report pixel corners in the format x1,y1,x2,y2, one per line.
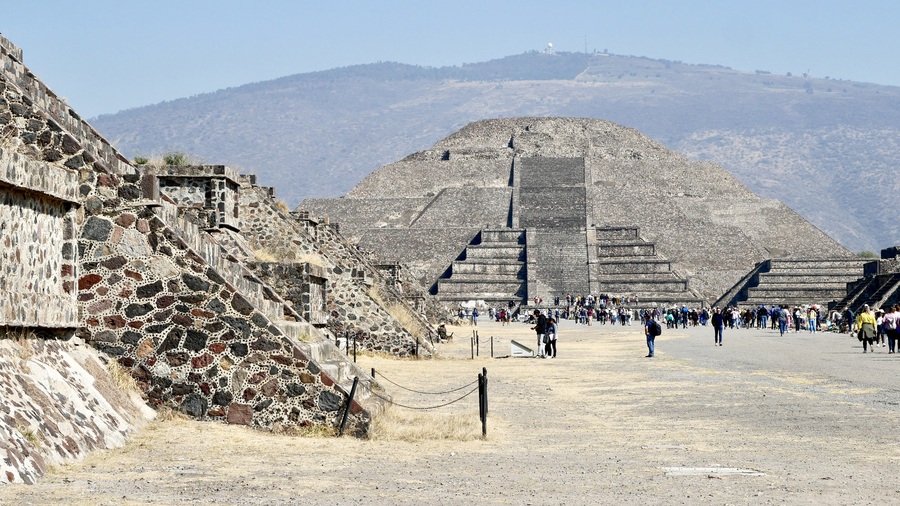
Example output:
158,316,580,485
91,51,900,252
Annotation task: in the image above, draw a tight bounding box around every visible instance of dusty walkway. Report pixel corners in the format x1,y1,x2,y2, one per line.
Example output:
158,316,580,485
3,319,899,505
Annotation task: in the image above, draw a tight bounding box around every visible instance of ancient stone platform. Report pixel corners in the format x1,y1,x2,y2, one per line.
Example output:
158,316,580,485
302,118,853,305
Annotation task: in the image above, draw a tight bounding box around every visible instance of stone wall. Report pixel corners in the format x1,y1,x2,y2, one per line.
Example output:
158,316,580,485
0,33,381,471
158,165,241,231
0,150,79,326
238,182,433,356
410,187,512,228
248,262,328,325
76,210,370,433
0,334,154,484
355,227,480,285
346,154,512,199
301,197,432,232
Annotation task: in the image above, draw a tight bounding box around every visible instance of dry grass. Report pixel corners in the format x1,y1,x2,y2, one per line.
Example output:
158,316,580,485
16,423,42,447
367,286,430,346
369,407,482,442
107,360,139,394
253,248,280,263
294,253,326,267
274,200,291,213
152,406,191,423
252,248,326,267
388,304,427,337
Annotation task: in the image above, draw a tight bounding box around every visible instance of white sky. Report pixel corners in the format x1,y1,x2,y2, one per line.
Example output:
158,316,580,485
3,0,898,118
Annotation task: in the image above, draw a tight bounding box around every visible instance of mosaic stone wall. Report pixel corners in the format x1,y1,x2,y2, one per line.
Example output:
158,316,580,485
0,185,76,326
76,210,369,433
248,262,328,325
158,166,240,230
237,182,434,357
0,334,153,485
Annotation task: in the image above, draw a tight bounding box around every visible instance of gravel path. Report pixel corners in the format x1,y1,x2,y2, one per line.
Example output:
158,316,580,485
3,319,899,505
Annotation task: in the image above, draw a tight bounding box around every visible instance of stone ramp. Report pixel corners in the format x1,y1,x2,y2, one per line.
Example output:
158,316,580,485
592,227,703,306
436,229,526,303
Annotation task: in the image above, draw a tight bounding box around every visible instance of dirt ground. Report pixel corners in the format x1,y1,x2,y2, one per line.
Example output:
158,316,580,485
3,318,900,505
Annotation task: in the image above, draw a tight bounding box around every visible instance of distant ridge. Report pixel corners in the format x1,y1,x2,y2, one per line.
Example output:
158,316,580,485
91,51,900,252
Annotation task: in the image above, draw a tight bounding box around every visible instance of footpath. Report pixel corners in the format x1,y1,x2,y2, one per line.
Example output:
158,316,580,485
2,319,898,505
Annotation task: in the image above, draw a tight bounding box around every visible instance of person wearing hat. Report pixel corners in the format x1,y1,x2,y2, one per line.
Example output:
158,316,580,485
856,304,878,353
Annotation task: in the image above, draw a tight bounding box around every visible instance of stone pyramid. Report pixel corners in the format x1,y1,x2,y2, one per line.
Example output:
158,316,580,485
301,118,852,305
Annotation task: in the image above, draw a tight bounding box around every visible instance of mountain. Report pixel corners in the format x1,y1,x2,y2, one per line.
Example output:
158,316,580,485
91,51,900,252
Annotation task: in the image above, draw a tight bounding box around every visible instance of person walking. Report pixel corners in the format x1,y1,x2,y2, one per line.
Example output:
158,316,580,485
778,306,789,336
711,307,724,346
531,310,548,358
644,315,660,357
807,307,818,334
545,317,558,358
883,305,900,354
856,304,877,353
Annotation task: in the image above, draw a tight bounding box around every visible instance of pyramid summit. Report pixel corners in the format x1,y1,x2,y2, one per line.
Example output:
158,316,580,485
301,117,853,305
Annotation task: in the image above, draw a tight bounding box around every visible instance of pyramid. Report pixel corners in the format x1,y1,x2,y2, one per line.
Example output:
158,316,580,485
301,118,853,305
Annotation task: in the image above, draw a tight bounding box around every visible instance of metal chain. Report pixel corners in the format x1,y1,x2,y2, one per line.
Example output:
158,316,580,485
369,386,480,410
376,372,478,395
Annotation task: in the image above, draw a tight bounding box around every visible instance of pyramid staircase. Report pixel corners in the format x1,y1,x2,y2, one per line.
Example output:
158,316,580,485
592,227,704,306
831,271,900,313
719,258,868,309
436,229,526,303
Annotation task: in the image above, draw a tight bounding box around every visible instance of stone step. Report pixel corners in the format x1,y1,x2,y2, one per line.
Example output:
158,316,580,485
454,258,525,266
437,279,524,294
436,293,523,302
597,243,655,257
742,296,840,307
754,280,850,290
747,287,847,299
446,272,522,282
597,272,682,282
452,262,524,275
482,229,525,243
768,259,869,270
275,321,315,342
625,294,706,306
762,268,869,276
465,245,525,259
758,273,864,283
595,260,673,274
595,227,640,241
302,340,384,412
599,280,689,292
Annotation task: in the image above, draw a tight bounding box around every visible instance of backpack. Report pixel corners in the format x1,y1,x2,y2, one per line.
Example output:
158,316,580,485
649,320,662,336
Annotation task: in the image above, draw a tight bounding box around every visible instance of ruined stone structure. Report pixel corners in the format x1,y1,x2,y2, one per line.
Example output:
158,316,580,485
302,118,853,306
830,247,900,313
0,34,432,484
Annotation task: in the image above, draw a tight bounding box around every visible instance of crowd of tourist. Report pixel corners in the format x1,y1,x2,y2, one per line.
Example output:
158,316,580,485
450,296,900,358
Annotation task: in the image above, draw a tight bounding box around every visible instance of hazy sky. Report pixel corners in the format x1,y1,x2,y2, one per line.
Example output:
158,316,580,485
3,0,898,118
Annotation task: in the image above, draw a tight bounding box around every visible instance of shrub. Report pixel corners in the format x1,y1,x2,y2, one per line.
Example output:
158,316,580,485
163,151,190,165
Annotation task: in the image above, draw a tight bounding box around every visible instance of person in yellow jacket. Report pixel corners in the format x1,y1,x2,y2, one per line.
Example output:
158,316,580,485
856,304,878,353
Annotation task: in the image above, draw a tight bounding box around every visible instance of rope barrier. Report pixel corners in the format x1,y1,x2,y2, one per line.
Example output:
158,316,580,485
369,385,480,410
376,371,478,395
